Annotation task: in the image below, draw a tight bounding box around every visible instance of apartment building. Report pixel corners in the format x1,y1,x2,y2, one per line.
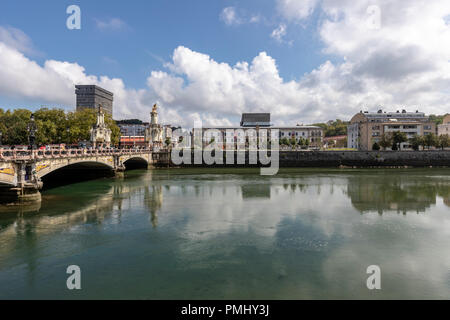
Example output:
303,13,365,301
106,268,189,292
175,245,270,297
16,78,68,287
438,114,450,136
348,109,436,150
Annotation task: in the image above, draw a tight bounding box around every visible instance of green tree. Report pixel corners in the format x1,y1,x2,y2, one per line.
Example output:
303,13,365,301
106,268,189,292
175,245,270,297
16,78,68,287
409,134,424,151
0,107,120,147
34,108,68,145
392,131,408,150
312,119,349,137
280,137,289,146
372,142,381,151
290,136,297,147
0,108,32,145
437,134,450,150
424,133,437,149
379,133,392,150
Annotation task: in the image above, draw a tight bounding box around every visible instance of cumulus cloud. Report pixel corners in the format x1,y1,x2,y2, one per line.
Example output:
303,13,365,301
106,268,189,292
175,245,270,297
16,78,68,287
2,0,450,128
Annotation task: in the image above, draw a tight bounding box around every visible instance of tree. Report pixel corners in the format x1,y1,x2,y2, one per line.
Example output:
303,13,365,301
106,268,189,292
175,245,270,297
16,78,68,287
379,133,392,150
0,108,32,145
165,137,172,147
280,137,289,146
312,119,349,137
372,142,381,151
424,133,437,149
392,142,398,151
0,107,120,147
290,136,297,147
409,134,424,151
437,134,450,150
392,131,408,150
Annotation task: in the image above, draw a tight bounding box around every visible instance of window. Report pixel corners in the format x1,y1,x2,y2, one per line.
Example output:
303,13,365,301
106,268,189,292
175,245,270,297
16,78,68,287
423,125,432,130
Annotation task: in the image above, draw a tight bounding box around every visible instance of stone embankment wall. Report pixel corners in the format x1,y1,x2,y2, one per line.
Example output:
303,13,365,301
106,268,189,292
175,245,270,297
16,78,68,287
163,150,450,168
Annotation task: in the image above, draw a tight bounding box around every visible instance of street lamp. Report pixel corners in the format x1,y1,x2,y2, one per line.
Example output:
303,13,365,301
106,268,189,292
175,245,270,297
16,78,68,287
27,113,37,151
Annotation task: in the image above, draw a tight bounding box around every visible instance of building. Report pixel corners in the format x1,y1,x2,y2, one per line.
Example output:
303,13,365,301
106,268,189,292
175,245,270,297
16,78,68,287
240,113,271,127
118,124,147,137
348,109,436,150
199,113,323,149
75,85,113,115
438,114,450,136
119,136,146,148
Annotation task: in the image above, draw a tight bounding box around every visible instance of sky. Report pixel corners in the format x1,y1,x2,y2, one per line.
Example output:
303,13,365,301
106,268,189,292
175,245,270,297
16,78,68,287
0,0,450,127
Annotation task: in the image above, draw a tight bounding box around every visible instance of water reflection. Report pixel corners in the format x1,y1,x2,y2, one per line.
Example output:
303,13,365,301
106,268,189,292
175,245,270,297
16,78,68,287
0,168,449,299
347,172,450,214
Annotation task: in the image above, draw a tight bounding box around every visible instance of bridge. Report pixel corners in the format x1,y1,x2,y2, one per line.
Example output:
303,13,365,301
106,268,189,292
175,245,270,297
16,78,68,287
0,148,170,204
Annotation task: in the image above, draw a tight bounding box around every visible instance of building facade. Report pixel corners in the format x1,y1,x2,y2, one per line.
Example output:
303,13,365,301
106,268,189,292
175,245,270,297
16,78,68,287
196,113,323,149
438,114,450,136
348,109,436,150
76,85,113,115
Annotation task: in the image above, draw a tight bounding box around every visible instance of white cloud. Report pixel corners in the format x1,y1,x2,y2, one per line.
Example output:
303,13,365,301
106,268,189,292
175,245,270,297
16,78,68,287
0,26,37,55
276,0,320,21
220,7,241,26
95,18,128,31
270,24,287,42
3,0,450,131
220,7,263,26
250,15,262,24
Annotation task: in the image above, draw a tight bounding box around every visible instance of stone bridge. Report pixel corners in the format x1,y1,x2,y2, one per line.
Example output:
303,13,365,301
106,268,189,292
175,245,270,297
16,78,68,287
0,148,168,203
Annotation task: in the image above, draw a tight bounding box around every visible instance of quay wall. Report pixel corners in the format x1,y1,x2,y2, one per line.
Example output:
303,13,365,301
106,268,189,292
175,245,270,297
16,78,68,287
162,150,450,168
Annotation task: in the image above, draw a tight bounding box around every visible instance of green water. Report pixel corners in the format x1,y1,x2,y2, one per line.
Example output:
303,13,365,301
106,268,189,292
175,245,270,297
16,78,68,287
0,168,449,299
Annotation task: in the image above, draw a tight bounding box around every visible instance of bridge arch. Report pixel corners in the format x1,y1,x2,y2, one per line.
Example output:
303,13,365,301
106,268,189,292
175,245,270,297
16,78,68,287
40,161,115,189
122,156,149,170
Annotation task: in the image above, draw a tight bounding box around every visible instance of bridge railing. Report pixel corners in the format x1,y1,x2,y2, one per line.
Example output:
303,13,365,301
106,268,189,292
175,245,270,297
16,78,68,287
0,148,152,161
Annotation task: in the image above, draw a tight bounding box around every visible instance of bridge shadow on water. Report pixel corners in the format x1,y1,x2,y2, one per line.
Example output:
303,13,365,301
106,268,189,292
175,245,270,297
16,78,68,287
41,158,149,190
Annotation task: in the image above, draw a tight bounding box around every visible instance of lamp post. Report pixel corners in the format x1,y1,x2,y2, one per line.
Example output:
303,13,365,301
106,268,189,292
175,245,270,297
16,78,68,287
27,113,37,151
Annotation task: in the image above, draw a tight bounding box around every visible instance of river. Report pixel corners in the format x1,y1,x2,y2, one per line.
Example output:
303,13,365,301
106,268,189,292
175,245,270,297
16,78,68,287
0,168,449,299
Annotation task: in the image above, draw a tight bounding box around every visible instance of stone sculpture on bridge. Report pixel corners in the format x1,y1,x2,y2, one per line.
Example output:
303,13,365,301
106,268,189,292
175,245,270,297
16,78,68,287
145,104,164,150
90,105,111,148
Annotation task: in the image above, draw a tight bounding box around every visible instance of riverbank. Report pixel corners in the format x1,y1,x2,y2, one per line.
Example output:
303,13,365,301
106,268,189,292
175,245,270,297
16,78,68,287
161,150,450,168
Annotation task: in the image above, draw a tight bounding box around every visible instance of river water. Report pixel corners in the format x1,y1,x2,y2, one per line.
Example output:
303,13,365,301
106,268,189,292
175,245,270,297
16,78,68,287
0,168,449,299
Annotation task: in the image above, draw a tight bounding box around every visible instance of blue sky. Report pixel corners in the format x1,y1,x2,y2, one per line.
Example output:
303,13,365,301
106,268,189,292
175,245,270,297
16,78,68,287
0,0,324,90
0,0,449,125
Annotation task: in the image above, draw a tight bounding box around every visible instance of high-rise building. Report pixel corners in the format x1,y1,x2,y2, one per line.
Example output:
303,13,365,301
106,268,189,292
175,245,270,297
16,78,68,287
75,85,113,115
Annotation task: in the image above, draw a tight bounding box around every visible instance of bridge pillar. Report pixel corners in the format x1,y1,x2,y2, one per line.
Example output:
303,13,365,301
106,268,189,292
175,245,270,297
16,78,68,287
113,154,126,178
1,161,43,205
